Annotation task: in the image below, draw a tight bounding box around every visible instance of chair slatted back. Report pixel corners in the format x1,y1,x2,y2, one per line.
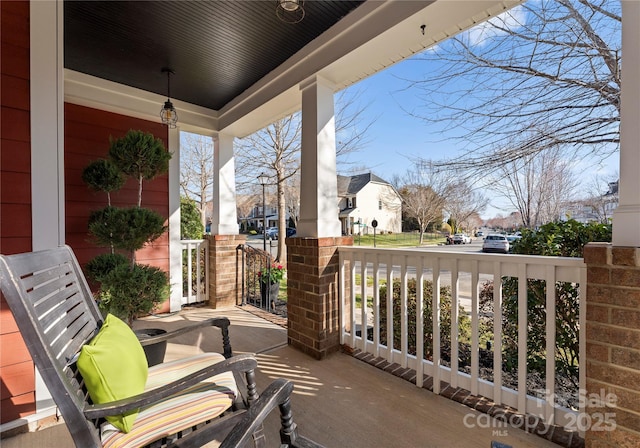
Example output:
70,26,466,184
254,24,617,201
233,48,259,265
0,245,104,447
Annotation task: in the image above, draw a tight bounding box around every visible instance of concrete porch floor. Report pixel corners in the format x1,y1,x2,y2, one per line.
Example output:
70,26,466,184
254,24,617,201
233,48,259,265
2,306,560,448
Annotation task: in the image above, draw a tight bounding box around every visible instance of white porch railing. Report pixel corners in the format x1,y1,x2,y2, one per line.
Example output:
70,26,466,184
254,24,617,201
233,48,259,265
181,239,208,305
339,246,586,432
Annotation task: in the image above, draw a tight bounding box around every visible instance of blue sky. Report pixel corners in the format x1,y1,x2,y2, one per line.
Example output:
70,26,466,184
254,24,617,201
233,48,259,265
337,4,620,220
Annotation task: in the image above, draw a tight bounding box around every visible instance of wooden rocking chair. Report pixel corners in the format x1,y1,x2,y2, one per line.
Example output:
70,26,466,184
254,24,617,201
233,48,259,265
0,245,322,448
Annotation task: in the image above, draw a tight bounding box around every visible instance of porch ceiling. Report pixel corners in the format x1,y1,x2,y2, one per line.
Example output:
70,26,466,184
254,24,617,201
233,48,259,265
63,0,523,136
64,1,364,112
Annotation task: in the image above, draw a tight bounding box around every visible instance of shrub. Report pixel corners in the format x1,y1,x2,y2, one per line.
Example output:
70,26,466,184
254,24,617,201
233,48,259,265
480,220,611,389
98,263,170,326
88,206,167,263
180,197,203,239
379,278,470,361
85,253,129,283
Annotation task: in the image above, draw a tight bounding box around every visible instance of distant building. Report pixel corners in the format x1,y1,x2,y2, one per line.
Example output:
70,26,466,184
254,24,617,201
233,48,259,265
337,173,402,236
563,180,618,223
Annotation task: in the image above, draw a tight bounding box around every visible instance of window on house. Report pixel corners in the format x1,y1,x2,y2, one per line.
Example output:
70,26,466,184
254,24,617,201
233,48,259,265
378,200,382,210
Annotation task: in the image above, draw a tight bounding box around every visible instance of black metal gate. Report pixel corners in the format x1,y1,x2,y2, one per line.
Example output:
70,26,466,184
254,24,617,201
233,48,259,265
236,244,287,317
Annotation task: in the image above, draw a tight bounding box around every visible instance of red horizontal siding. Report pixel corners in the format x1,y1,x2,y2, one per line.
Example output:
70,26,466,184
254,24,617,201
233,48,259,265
64,103,170,273
0,0,33,425
1,392,36,422
1,41,29,79
0,332,30,367
0,302,19,334
0,139,30,172
0,360,35,397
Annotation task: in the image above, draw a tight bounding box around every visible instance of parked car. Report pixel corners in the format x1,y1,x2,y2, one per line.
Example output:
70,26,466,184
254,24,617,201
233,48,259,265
265,227,297,240
506,234,521,252
482,234,509,254
265,227,278,239
452,233,472,244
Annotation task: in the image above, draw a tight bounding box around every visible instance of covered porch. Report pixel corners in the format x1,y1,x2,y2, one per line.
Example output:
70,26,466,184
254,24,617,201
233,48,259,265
2,0,640,446
2,306,558,448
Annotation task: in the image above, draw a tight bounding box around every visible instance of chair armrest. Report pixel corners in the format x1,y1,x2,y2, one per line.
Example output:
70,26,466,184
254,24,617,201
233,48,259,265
138,317,232,358
218,379,325,448
83,353,256,420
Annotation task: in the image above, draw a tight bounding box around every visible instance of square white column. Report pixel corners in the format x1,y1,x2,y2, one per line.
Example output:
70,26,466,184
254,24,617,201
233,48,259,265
168,127,182,311
613,0,640,246
31,0,64,251
297,76,341,238
211,133,239,235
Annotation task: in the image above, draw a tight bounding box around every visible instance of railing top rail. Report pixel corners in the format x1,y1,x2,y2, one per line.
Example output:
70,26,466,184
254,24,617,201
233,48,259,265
180,239,206,244
338,245,585,268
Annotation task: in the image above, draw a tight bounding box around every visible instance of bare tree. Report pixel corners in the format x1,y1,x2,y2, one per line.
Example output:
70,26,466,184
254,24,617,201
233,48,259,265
235,89,375,263
583,173,619,223
236,192,259,231
445,180,488,234
236,115,301,263
403,0,620,173
283,174,300,228
395,161,454,245
490,147,578,228
180,133,214,226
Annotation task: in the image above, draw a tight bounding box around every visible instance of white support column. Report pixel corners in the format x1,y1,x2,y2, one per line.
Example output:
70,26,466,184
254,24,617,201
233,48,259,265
211,133,239,235
297,76,341,238
31,0,64,251
168,127,182,312
613,0,640,246
30,0,64,419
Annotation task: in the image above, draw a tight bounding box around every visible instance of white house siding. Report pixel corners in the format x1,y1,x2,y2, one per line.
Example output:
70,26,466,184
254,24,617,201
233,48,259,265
356,183,402,234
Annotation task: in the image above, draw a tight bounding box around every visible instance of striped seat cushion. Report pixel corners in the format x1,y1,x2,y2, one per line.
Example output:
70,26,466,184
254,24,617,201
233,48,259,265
102,353,238,448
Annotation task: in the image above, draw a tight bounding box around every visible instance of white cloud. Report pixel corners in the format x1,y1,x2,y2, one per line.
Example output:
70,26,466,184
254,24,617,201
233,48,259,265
465,5,527,47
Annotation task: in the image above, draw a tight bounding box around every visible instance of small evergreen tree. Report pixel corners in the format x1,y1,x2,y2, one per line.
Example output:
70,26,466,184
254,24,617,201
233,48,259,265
83,130,172,326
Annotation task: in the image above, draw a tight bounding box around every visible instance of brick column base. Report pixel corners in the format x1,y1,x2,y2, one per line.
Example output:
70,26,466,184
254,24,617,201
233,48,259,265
584,242,640,447
208,234,246,309
287,236,353,359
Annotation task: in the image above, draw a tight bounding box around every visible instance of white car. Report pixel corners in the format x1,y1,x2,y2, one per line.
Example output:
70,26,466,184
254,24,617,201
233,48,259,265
452,233,472,244
482,234,509,254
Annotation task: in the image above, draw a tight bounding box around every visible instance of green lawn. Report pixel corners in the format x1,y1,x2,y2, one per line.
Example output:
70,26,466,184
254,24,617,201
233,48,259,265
277,232,442,303
352,232,445,247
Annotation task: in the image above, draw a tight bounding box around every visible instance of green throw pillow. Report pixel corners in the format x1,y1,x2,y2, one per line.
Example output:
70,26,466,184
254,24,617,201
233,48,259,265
77,313,148,433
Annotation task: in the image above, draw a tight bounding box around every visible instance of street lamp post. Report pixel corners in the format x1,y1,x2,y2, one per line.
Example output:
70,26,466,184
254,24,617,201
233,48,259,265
257,172,269,252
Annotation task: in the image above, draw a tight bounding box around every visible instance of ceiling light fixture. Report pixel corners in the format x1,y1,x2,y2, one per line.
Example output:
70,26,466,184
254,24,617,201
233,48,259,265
160,67,178,128
276,0,305,24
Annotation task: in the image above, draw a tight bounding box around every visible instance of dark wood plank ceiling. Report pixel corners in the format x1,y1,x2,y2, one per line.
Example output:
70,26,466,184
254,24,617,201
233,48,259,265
64,1,364,111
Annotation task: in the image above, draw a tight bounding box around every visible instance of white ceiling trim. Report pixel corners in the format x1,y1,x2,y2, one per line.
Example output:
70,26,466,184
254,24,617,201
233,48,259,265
64,69,219,133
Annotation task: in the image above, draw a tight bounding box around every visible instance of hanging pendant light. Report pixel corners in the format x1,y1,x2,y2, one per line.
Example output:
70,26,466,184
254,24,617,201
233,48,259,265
160,68,178,128
276,0,304,24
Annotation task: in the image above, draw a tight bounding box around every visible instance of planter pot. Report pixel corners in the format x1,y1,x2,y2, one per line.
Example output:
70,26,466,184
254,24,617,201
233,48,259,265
260,281,280,308
135,328,167,367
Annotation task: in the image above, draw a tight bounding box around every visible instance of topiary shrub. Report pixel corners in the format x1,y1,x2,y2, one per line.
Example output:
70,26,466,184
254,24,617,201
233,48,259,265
97,263,170,326
85,253,129,283
83,129,172,325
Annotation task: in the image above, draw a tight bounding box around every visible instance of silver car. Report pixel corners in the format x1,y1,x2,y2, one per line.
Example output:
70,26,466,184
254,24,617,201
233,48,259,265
482,234,509,254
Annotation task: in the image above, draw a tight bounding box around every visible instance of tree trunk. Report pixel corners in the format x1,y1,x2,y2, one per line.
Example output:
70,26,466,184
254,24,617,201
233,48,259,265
276,172,287,265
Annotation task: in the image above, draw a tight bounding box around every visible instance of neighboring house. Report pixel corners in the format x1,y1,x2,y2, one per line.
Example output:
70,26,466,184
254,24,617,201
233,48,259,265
563,180,619,224
337,173,402,236
247,202,278,230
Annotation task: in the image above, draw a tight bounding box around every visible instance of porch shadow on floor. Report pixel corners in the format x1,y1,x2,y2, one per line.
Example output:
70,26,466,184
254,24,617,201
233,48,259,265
2,306,562,448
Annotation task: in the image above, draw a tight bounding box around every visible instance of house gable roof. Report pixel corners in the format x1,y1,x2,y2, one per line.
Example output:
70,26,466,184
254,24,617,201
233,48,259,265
337,173,390,196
